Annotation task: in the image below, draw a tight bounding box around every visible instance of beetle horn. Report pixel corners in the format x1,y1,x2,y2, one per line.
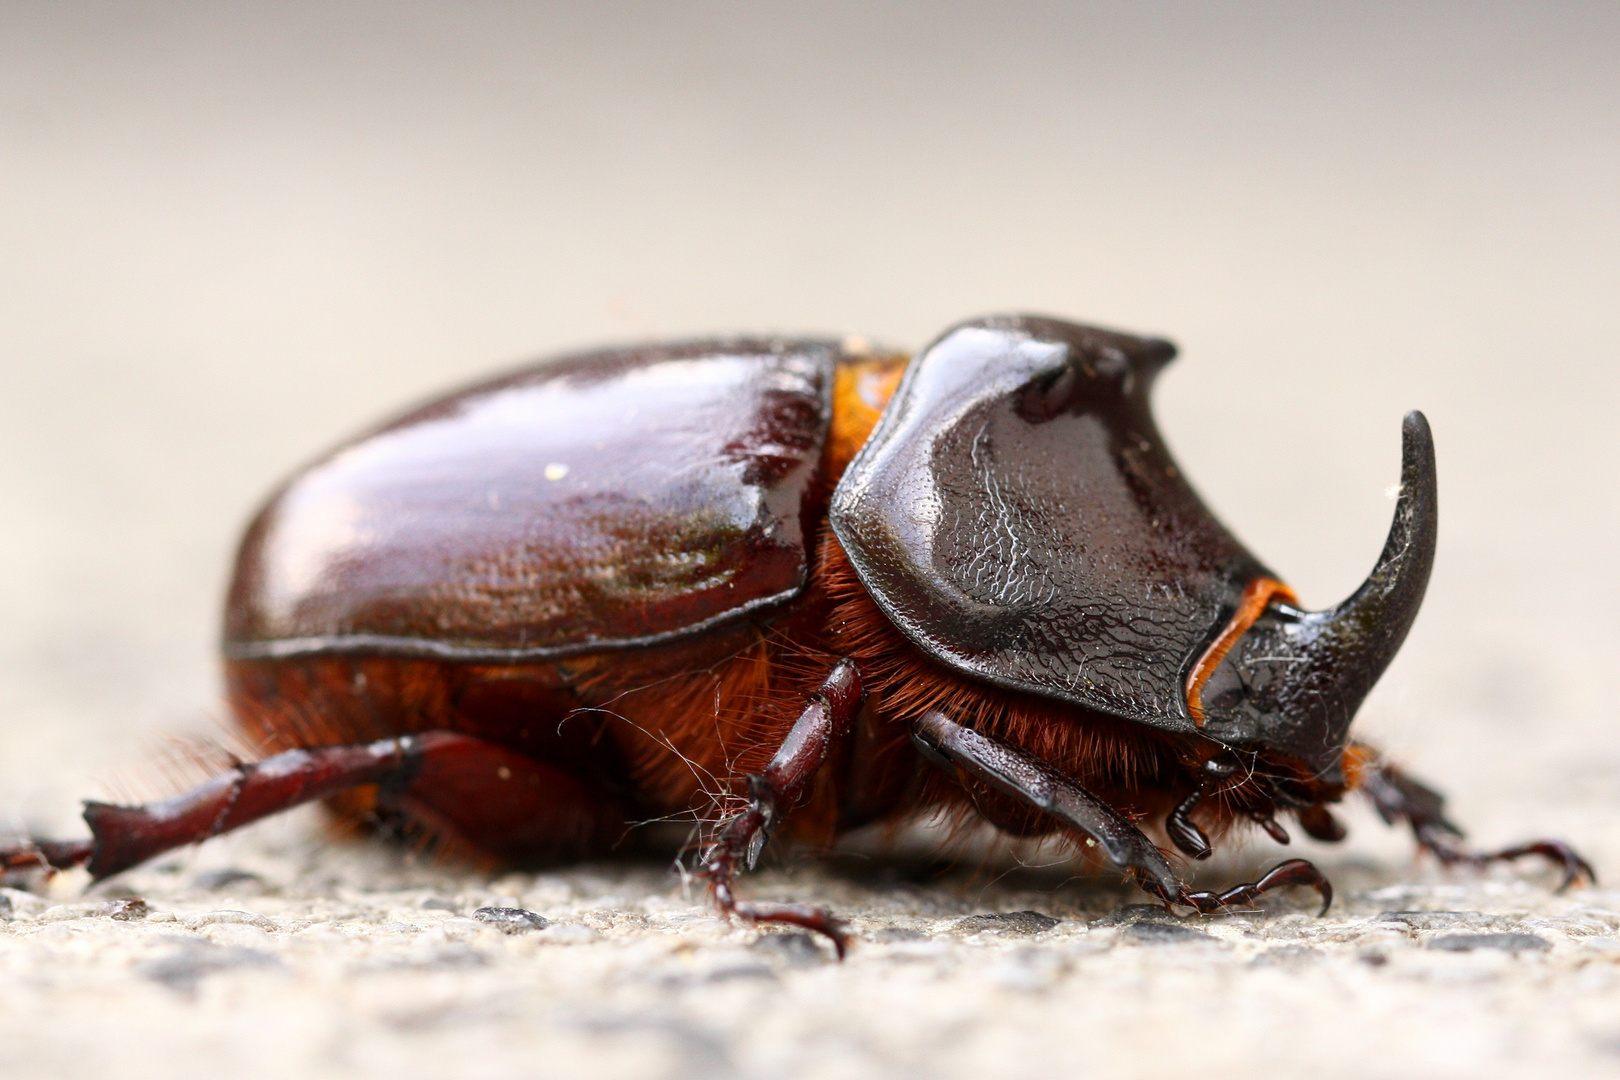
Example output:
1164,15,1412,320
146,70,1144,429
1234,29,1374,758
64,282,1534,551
1209,412,1437,772
1310,409,1438,692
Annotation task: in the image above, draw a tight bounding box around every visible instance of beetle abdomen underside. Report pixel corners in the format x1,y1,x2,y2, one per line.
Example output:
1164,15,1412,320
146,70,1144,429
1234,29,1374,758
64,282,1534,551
224,339,843,662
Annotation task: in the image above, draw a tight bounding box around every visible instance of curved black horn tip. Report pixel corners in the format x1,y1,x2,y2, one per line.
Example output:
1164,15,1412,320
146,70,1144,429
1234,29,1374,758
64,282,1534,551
1399,410,1437,509
1402,409,1432,456
1254,410,1438,769
1139,337,1178,365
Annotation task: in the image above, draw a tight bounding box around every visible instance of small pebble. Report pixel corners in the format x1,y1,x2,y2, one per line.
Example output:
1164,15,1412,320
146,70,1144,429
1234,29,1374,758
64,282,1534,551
0,889,49,918
192,869,268,893
701,963,777,984
138,941,281,994
472,907,549,934
182,910,278,931
1093,904,1175,928
752,931,828,965
953,911,1059,936
1428,933,1551,954
1378,911,1504,932
1249,944,1322,967
101,898,150,921
1122,921,1216,945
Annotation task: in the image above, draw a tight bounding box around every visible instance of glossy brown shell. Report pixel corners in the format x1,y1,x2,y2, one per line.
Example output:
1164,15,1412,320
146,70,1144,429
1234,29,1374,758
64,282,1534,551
224,339,842,661
830,315,1272,732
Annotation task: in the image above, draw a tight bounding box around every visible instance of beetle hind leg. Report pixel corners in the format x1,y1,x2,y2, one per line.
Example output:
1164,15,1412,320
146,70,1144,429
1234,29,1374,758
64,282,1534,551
0,837,95,878
1361,756,1595,890
3,731,627,884
701,659,863,957
3,737,434,882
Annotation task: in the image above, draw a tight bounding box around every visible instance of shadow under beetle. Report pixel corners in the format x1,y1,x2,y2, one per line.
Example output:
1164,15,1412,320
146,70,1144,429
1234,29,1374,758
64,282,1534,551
3,314,1592,954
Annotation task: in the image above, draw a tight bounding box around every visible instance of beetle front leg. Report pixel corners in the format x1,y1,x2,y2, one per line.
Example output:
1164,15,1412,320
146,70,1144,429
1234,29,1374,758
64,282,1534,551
701,659,862,956
912,711,1332,915
1359,753,1595,890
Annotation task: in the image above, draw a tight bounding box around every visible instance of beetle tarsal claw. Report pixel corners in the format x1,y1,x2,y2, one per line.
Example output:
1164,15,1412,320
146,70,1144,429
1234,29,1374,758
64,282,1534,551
741,773,779,872
732,901,850,959
1167,859,1333,917
744,830,767,873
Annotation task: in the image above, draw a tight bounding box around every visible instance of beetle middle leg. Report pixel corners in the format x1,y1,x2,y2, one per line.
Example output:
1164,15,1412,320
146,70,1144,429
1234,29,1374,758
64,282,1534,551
700,658,862,956
1358,753,1595,890
911,711,1332,915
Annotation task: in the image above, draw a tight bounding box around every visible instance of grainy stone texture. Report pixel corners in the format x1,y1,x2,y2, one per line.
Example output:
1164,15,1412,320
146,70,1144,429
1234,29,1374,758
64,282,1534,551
4,822,1620,1080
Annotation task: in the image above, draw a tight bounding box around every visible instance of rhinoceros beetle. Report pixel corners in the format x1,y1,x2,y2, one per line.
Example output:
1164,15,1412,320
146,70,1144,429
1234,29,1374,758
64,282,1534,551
2,314,1591,953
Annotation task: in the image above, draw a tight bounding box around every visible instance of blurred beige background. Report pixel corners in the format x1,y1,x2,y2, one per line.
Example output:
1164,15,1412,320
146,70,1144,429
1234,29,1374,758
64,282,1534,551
3,6,1620,1079
1,6,1620,1068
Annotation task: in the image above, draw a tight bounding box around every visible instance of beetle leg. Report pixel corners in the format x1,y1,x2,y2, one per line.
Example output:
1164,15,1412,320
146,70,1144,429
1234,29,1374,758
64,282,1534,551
0,731,626,882
912,712,1333,914
701,659,862,957
912,710,1184,900
1250,809,1292,845
1360,756,1596,890
1165,754,1241,860
1163,859,1333,917
1294,803,1346,842
1,837,95,876
1165,789,1212,859
1,736,434,880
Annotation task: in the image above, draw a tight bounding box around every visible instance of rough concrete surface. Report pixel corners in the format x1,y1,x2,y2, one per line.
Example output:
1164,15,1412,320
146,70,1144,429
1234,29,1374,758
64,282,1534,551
4,825,1620,1080
3,6,1619,1080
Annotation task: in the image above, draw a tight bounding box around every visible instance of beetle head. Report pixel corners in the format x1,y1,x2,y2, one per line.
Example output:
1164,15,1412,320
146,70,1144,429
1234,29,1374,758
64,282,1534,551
831,314,1436,782
1196,411,1437,780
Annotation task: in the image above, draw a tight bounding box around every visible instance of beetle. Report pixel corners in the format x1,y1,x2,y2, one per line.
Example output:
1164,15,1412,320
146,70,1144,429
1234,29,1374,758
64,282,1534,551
2,314,1591,953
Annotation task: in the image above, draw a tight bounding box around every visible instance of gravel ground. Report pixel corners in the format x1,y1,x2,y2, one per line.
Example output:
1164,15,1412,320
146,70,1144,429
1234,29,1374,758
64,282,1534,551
4,819,1620,1080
